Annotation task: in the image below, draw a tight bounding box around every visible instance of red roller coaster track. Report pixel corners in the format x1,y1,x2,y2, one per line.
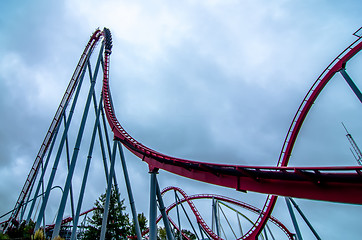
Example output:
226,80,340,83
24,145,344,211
101,27,362,239
6,27,362,239
160,186,294,240
134,186,294,240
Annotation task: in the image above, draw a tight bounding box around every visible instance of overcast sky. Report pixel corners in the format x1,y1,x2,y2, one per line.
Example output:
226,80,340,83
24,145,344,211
1,0,362,239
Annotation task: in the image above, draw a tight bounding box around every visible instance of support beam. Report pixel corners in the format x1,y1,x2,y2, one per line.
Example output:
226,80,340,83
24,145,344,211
117,141,142,240
70,93,103,240
212,197,220,237
340,68,362,104
285,197,303,240
288,198,321,240
100,140,118,240
149,170,158,240
177,198,200,240
63,112,76,222
155,178,175,240
174,191,182,240
52,51,102,238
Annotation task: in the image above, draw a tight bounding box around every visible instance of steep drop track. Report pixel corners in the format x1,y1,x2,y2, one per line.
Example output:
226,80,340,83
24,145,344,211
101,27,362,239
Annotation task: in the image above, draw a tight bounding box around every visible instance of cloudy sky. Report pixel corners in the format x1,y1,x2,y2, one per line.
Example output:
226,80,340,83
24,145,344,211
1,0,362,239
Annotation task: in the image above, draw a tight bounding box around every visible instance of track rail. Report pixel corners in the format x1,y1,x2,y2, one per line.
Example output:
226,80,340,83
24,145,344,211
161,186,294,240
136,187,293,239
101,28,362,239
45,208,98,230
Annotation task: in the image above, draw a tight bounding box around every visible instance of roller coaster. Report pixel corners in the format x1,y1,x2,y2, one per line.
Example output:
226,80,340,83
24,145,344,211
1,27,362,239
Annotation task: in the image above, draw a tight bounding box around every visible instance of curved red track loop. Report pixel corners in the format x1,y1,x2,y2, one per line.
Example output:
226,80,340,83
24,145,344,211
246,31,362,239
102,28,362,238
279,34,362,167
161,187,294,240
6,30,103,228
136,187,293,239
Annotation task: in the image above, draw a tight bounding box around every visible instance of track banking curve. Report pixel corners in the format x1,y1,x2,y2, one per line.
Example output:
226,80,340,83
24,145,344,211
100,28,362,238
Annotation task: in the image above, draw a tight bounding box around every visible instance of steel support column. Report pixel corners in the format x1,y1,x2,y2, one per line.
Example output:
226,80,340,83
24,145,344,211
340,68,362,103
100,140,118,240
155,178,175,240
52,44,103,238
288,198,321,240
212,197,220,237
70,94,103,240
149,170,158,240
177,199,200,240
63,112,76,221
285,197,303,240
174,192,182,239
117,141,142,240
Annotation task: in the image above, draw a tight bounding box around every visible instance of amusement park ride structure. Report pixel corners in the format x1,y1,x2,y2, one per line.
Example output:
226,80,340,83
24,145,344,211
1,27,362,239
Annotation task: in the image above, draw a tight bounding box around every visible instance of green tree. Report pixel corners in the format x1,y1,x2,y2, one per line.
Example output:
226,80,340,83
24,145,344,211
131,213,148,236
82,185,131,240
157,226,167,240
157,227,196,240
179,229,196,240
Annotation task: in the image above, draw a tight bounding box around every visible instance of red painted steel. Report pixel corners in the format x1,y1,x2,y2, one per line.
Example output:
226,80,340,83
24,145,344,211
45,207,98,230
136,187,293,239
161,187,294,240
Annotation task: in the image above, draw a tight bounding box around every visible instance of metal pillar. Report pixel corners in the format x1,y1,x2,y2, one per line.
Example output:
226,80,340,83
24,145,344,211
266,224,276,240
198,222,206,240
117,141,142,240
149,170,158,240
340,68,362,103
212,197,220,237
155,178,175,240
288,198,321,240
285,197,303,240
237,213,243,236
34,56,87,232
100,140,118,240
263,227,269,240
100,99,112,176
95,94,110,180
52,47,103,238
26,115,62,224
174,192,182,239
218,204,237,239
63,113,76,221
177,199,200,240
70,94,103,240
